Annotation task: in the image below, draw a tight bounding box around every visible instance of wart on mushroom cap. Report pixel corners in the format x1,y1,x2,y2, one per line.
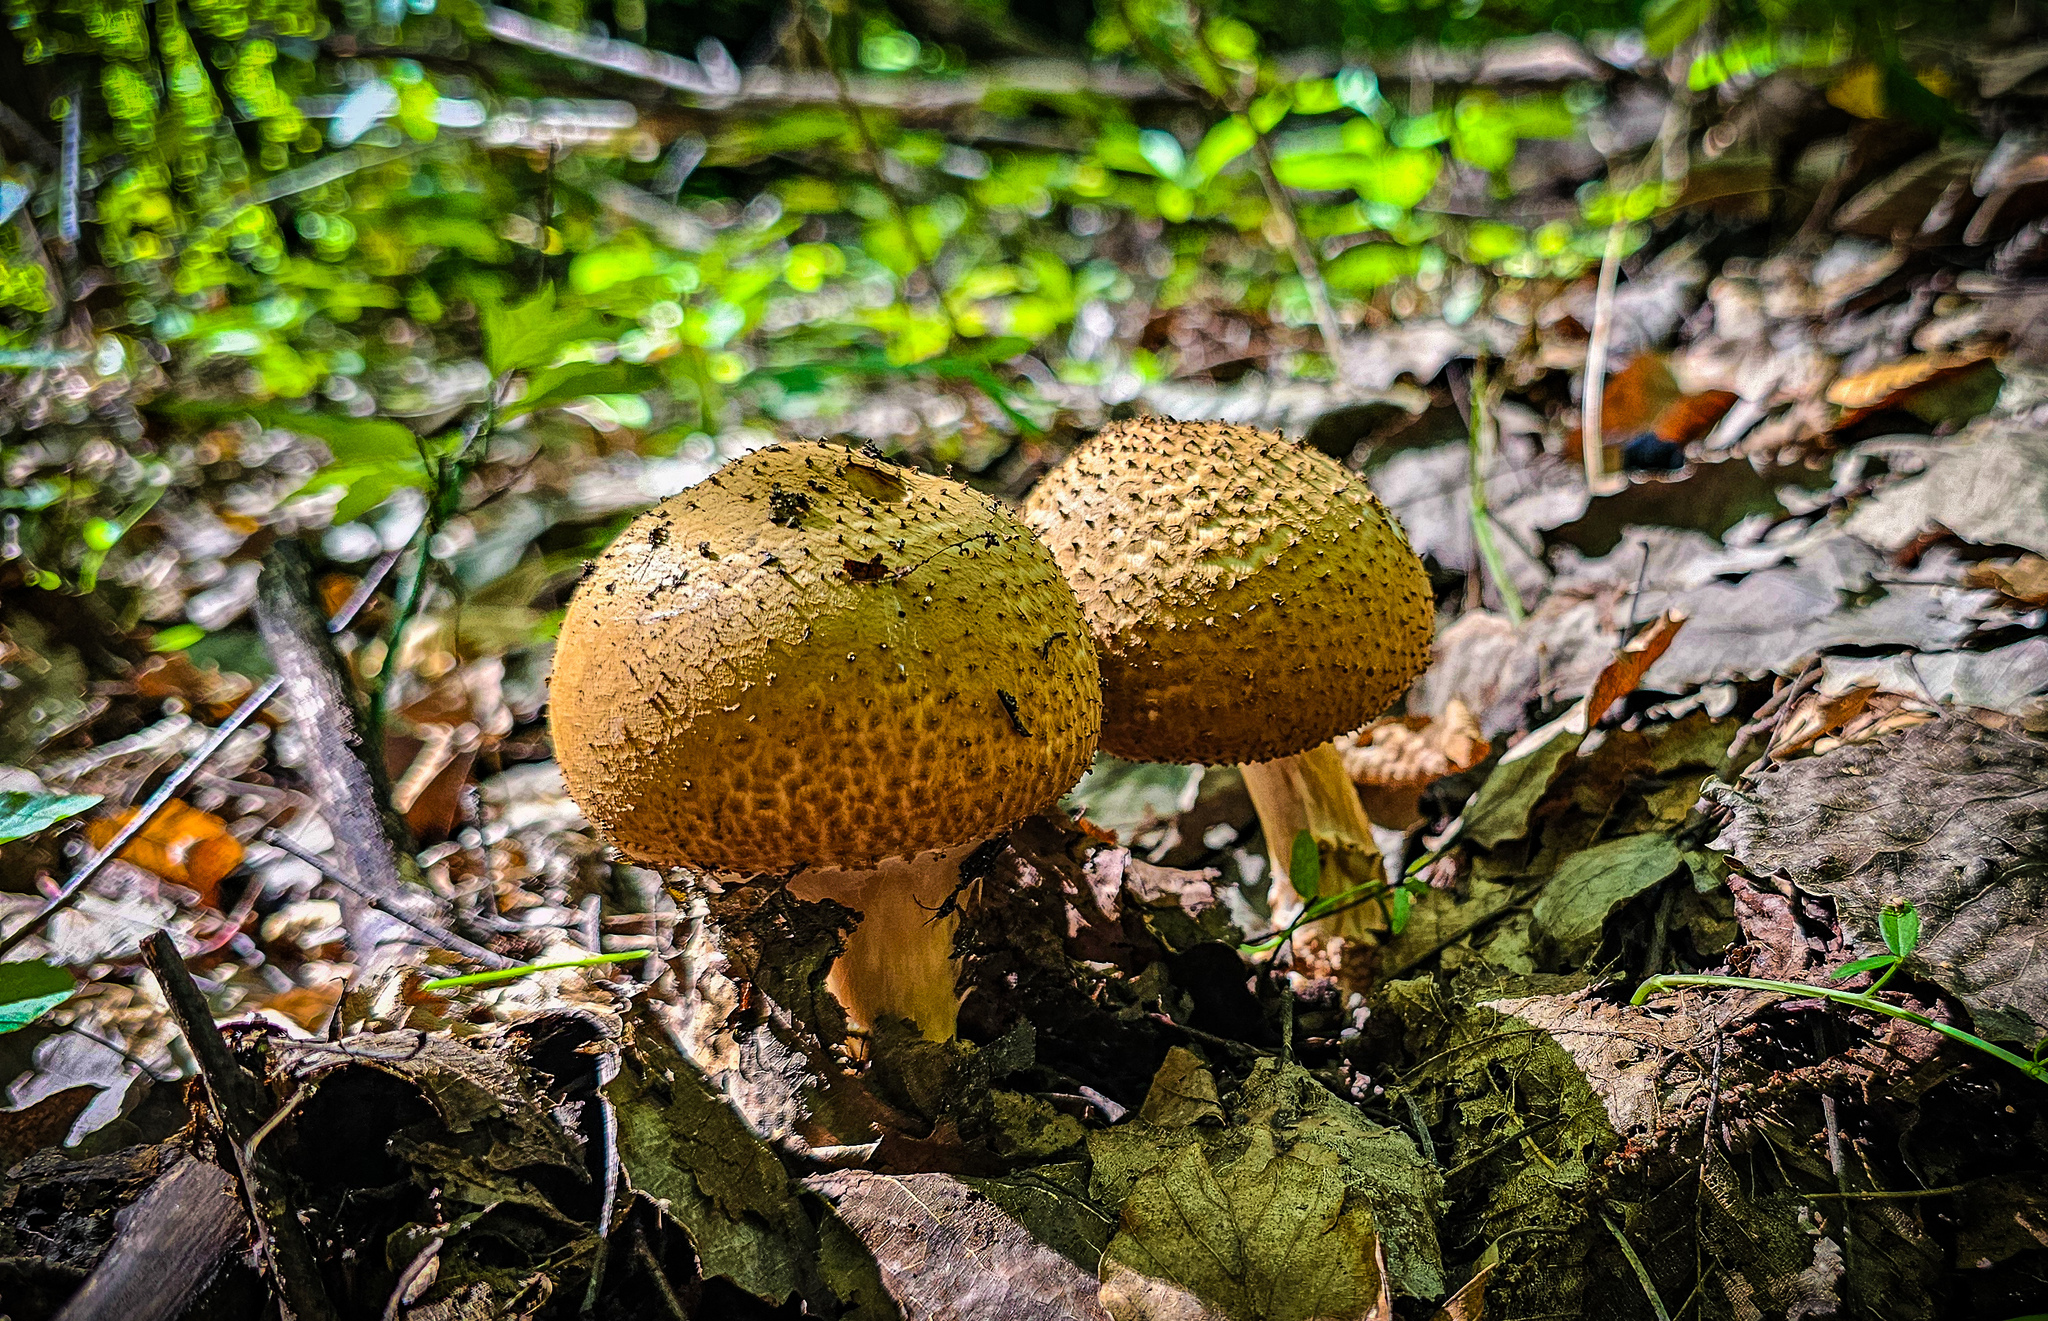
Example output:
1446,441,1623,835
549,440,1103,1038
1022,417,1435,932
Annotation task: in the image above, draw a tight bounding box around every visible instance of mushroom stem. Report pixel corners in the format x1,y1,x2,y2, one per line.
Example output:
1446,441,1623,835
785,842,975,1041
1239,741,1387,942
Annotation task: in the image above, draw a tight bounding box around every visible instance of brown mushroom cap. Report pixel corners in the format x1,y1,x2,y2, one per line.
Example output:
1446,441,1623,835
549,441,1102,873
1021,417,1433,765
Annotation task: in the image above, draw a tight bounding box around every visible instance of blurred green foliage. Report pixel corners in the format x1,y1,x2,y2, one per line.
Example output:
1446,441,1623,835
0,0,1994,606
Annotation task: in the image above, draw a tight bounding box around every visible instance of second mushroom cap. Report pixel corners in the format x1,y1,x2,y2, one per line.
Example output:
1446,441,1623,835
1022,417,1435,766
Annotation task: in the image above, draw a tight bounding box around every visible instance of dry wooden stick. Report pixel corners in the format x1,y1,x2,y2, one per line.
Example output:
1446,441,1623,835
260,829,510,969
256,540,427,958
142,931,337,1321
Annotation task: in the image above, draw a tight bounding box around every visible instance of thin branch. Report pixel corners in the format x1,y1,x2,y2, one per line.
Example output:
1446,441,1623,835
260,830,511,969
1461,356,1526,622
803,16,958,341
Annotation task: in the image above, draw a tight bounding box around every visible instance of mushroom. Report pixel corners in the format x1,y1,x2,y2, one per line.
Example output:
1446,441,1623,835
1021,417,1434,935
549,441,1102,1039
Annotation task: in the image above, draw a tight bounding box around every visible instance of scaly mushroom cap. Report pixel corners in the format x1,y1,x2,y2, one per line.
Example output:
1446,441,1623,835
1021,417,1433,765
550,441,1102,873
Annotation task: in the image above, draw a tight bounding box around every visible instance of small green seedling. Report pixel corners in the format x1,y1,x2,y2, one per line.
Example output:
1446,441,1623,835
1634,901,2047,1085
420,950,649,991
1241,829,1425,961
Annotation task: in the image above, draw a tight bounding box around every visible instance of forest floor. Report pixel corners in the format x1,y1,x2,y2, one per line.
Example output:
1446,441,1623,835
3,19,2048,1321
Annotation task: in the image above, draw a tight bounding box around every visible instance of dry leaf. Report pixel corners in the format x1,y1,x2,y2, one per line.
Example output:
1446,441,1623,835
1585,611,1688,729
83,799,243,907
1337,700,1491,829
1824,349,2000,410
1427,1263,1494,1321
1964,555,2048,605
255,981,346,1032
1769,686,1878,758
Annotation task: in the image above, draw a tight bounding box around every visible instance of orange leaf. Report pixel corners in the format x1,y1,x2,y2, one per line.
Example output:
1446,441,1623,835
1825,350,1999,410
1585,611,1688,728
1651,389,1738,445
84,800,243,907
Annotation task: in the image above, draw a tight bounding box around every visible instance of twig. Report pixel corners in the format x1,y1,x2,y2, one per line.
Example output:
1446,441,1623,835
259,830,511,969
1581,218,1627,497
1118,0,1350,385
1802,1184,1973,1201
142,932,338,1321
57,79,82,248
368,405,494,741
1461,356,1526,622
1247,134,1351,384
480,5,738,96
0,552,395,959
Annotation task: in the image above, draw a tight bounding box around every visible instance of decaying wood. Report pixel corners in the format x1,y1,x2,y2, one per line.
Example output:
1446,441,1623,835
51,1154,246,1321
141,931,337,1321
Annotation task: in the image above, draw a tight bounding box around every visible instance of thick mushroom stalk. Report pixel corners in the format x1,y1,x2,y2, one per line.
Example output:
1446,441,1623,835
548,442,1101,1044
1239,742,1386,937
786,843,977,1040
1021,417,1434,950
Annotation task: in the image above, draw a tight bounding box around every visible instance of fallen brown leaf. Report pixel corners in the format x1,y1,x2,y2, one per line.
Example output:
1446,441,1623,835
83,800,243,907
1964,555,2048,605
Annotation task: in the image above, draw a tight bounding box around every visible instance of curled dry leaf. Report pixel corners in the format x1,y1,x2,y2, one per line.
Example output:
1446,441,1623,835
1336,700,1490,829
1963,554,2048,605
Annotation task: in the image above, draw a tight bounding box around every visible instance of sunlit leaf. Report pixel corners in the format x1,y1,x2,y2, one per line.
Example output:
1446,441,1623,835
1191,116,1256,185
1327,242,1421,291
1137,129,1186,181
502,360,664,420
0,961,74,1035
1290,829,1321,902
1644,0,1713,57
1880,901,1922,959
0,791,103,845
481,285,604,376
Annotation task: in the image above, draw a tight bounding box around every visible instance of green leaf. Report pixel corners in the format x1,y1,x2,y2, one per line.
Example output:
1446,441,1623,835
252,407,420,464
1643,0,1712,57
1290,829,1321,902
0,791,103,845
1389,884,1414,936
481,285,604,375
1326,243,1421,292
302,456,433,523
1529,833,1685,965
501,360,664,421
1880,901,1921,959
1190,116,1256,185
0,960,76,1034
1461,731,1585,849
1830,954,1899,980
150,625,207,653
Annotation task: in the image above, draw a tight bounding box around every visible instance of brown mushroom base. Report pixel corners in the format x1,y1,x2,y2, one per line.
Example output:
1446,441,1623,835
1239,742,1389,943
785,842,976,1042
